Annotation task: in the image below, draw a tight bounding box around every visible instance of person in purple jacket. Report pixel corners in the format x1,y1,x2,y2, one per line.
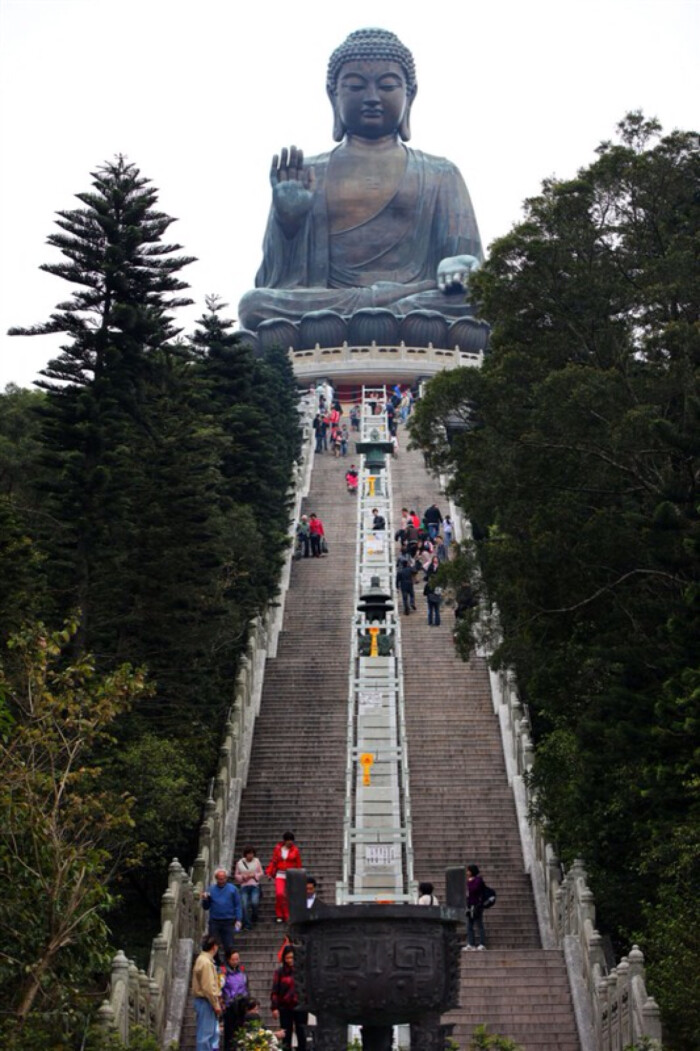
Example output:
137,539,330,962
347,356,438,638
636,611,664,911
465,863,487,950
220,949,250,1051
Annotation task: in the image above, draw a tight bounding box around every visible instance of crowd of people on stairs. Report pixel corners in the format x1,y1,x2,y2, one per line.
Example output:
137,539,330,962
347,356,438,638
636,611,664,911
192,829,493,1050
191,387,490,1050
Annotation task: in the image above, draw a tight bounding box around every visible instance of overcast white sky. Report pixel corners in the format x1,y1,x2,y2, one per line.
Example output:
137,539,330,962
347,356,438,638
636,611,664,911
1,0,698,389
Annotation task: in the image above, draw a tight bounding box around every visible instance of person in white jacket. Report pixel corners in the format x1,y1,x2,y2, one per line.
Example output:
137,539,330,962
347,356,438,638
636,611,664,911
234,845,264,930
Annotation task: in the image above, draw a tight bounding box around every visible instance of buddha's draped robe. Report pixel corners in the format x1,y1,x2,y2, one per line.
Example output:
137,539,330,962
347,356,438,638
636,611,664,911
238,146,483,330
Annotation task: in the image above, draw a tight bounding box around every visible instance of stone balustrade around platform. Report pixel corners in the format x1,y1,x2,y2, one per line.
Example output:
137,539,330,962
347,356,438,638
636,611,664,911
289,341,483,385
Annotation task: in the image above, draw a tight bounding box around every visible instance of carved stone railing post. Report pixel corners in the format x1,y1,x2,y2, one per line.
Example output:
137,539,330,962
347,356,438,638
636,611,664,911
148,977,159,1032
103,950,130,1040
219,740,232,782
127,959,139,1033
97,998,116,1033
630,945,662,1043
642,995,663,1043
203,795,216,865
137,969,150,1029
617,957,632,1044
151,933,168,989
192,852,206,890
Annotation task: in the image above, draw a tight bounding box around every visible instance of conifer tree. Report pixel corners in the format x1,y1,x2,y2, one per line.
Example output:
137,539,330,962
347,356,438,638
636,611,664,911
191,298,302,602
10,156,195,649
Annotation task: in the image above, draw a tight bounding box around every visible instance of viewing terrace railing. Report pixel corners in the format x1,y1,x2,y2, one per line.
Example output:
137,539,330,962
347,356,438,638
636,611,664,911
98,392,317,1048
290,342,483,383
338,386,415,906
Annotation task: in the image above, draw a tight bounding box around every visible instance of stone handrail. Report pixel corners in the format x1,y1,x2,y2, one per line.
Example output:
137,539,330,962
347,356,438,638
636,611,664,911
290,342,483,382
98,393,317,1047
488,665,663,1051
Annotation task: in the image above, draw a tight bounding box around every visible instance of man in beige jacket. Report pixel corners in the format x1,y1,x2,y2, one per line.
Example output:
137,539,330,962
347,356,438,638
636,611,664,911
191,934,221,1050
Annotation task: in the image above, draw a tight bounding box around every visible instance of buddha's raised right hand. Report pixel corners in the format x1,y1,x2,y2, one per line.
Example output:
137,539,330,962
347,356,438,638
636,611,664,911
270,146,316,237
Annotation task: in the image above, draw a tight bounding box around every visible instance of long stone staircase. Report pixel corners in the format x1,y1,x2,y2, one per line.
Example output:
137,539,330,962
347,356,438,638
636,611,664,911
180,427,581,1049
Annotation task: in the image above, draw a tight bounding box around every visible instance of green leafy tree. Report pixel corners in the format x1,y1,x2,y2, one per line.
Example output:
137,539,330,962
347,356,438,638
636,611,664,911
410,114,700,1046
469,1024,523,1050
0,493,46,645
107,732,202,914
0,620,147,1040
0,384,45,499
6,165,302,981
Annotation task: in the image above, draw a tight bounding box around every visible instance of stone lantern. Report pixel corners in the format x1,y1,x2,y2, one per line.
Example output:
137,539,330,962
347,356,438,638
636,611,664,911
358,577,394,623
356,431,394,496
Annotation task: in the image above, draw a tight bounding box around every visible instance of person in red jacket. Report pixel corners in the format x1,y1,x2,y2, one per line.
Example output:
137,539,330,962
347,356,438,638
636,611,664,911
271,945,307,1050
266,831,302,923
308,513,325,558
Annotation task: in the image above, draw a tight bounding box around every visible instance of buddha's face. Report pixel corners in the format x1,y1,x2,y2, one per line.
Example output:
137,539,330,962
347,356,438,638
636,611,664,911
335,60,409,140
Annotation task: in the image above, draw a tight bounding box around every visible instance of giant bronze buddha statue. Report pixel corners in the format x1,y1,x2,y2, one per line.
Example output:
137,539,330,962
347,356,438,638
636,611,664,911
238,28,483,332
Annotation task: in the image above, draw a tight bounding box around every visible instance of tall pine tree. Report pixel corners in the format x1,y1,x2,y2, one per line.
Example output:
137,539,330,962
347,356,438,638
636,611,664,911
191,297,302,602
10,156,195,650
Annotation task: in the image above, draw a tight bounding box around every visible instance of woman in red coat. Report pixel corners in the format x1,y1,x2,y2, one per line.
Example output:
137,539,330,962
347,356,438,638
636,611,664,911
266,831,302,923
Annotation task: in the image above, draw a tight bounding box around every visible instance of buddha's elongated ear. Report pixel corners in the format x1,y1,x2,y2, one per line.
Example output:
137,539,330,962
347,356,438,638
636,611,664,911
399,87,417,142
327,87,345,142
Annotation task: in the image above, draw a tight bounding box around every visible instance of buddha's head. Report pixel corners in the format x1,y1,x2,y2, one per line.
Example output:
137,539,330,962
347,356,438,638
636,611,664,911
327,28,417,143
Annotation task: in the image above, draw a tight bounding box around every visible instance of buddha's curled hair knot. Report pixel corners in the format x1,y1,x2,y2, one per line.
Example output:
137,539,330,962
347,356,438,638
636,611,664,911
327,28,417,98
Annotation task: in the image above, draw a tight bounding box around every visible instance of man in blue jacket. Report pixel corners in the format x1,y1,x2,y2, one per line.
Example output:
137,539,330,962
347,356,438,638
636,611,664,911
201,867,243,960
